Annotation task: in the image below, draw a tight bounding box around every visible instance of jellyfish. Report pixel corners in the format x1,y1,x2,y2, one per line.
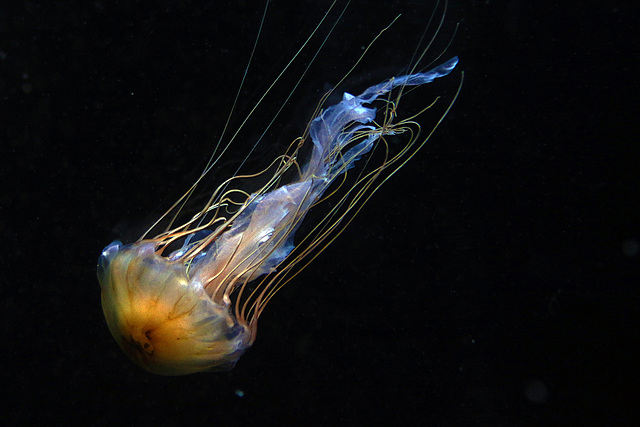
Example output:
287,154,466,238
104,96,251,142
97,2,462,375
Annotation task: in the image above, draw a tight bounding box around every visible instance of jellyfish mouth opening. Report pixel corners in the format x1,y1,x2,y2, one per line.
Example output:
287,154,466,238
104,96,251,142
122,329,156,363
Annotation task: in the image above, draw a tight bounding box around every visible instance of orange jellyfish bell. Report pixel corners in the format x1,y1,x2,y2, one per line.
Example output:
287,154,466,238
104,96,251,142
98,241,250,375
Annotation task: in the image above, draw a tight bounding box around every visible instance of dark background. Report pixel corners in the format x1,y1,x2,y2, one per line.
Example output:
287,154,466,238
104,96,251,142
2,0,638,425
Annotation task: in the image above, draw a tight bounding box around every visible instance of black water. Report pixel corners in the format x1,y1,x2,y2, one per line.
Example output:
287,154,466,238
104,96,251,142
3,1,638,424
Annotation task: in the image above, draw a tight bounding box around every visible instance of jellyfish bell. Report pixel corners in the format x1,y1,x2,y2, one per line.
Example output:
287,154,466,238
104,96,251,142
98,1,461,375
98,241,250,375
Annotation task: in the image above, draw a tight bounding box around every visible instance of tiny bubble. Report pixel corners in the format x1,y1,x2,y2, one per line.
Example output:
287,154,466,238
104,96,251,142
525,380,548,404
622,239,638,258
